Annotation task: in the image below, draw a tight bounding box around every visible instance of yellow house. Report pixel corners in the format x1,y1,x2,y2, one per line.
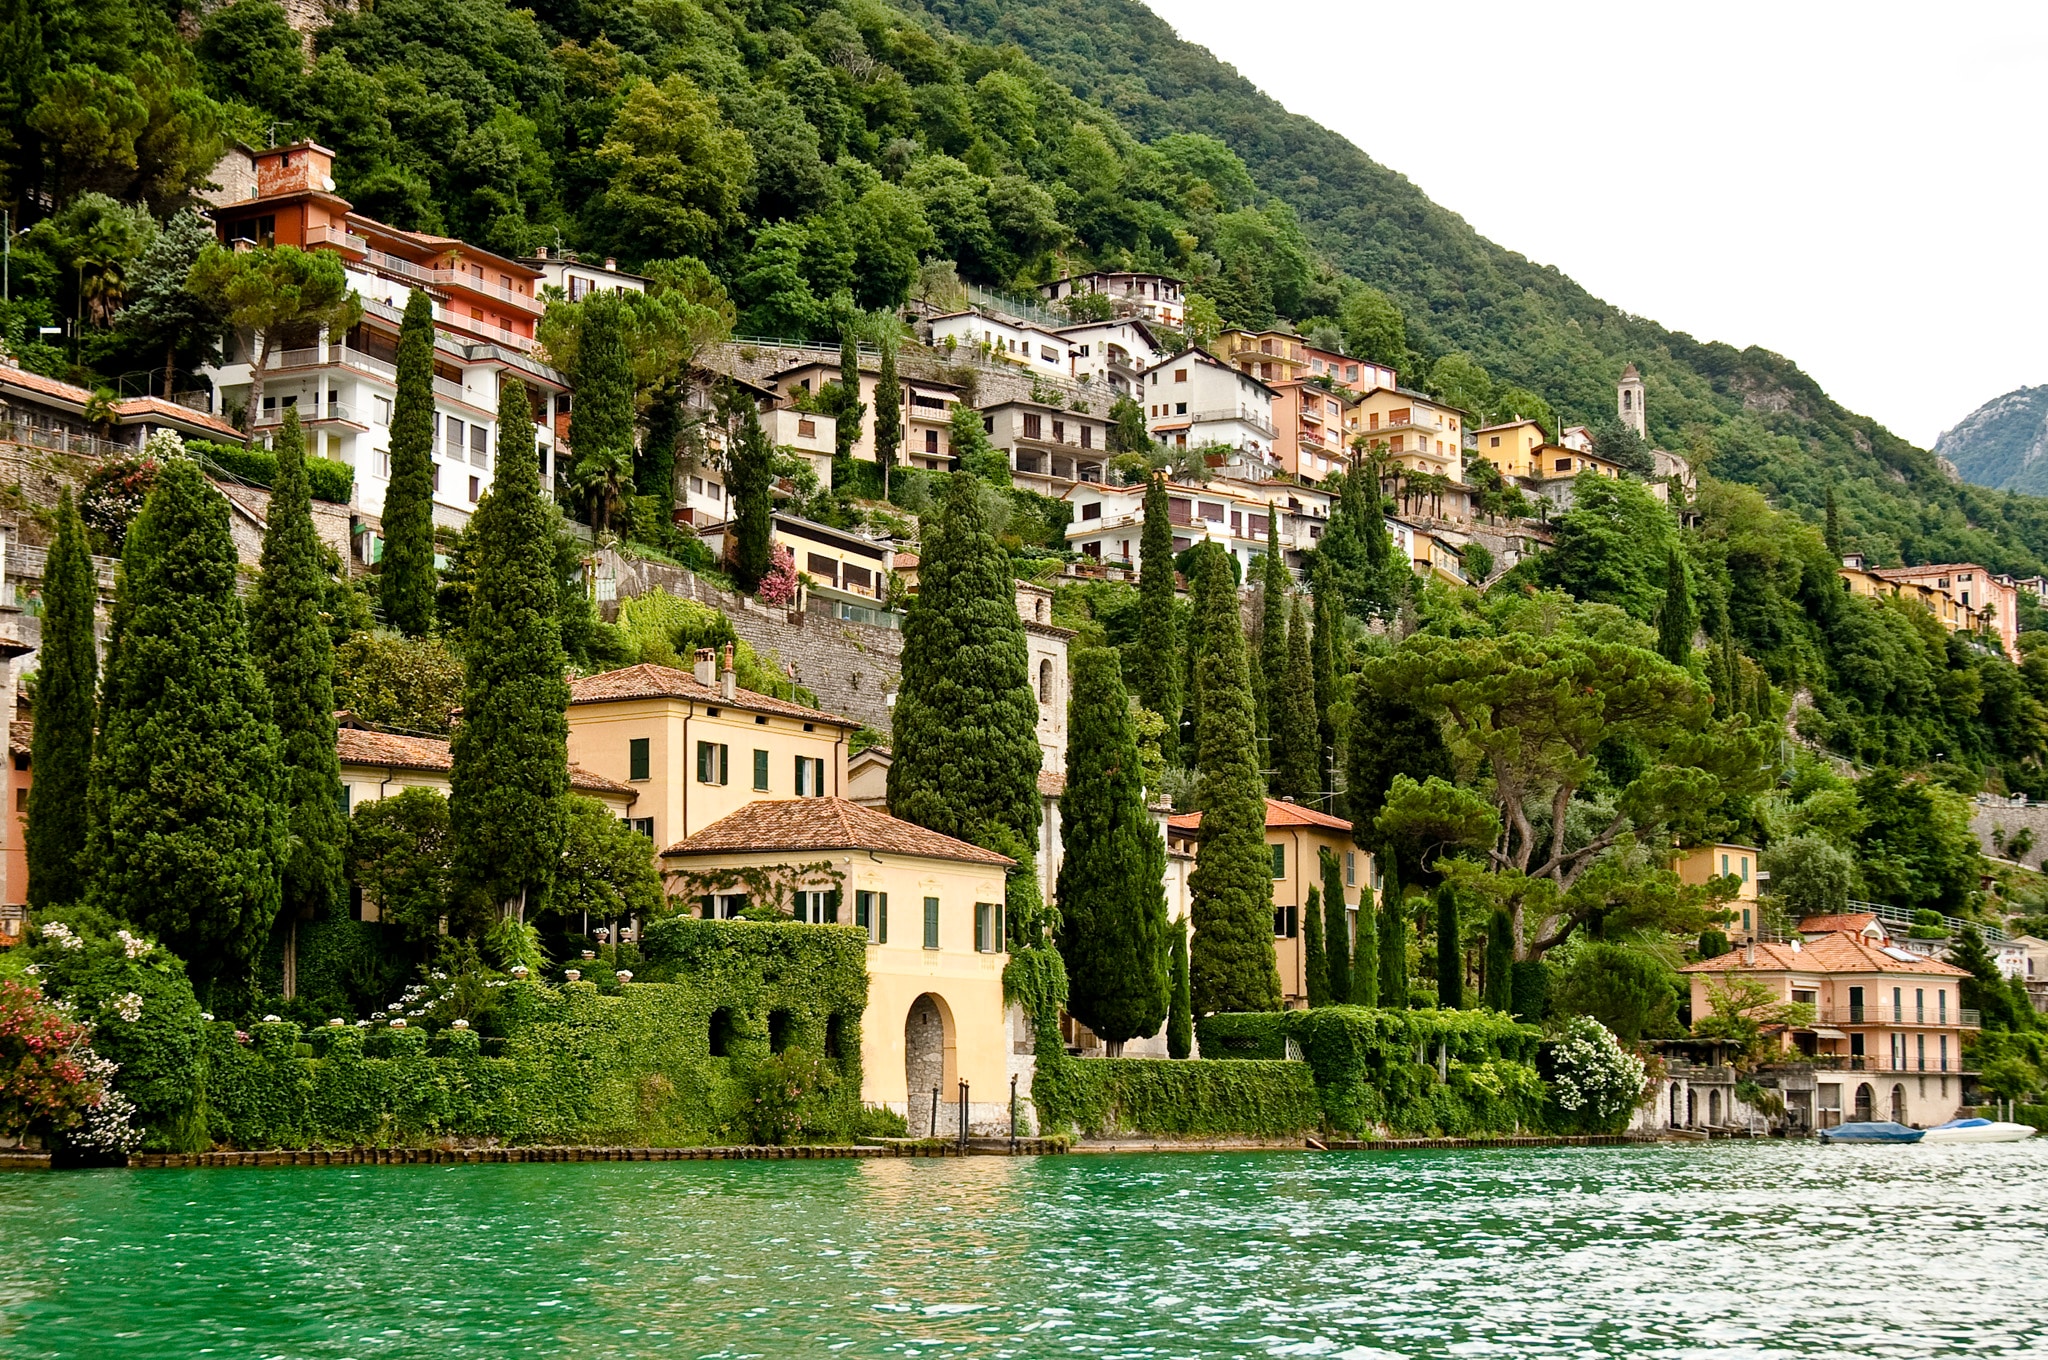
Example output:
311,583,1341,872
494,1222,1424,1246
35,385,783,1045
771,362,962,473
1349,387,1466,479
1675,842,1762,941
660,797,1016,1135
565,654,861,854
337,726,639,820
1472,419,1546,479
771,513,892,601
1214,329,1311,386
1535,447,1624,480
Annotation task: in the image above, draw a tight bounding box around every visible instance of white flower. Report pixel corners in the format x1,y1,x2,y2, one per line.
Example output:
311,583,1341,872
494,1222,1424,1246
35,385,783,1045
329,1018,346,1027
389,1019,406,1028
200,1011,215,1022
42,922,83,950
452,1019,470,1030
1548,1016,1647,1122
70,1049,144,1155
386,1002,403,1012
111,992,144,1024
510,965,530,978
355,1019,371,1028
615,971,633,983
22,964,39,977
115,929,153,959
261,1014,281,1024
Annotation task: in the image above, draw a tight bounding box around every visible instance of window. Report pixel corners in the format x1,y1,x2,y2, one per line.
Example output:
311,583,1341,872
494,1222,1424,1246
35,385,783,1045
629,737,650,782
468,476,480,502
1175,402,1187,416
1053,420,1066,444
807,552,839,585
1720,854,1729,876
1080,425,1092,449
1555,458,1573,472
1040,345,1058,363
1940,1034,1949,1071
925,430,939,455
374,395,392,426
432,464,441,493
795,755,826,797
923,896,940,950
1081,502,1101,521
1917,1034,1926,1071
855,890,888,943
1270,843,1286,879
445,415,464,459
798,417,816,438
1174,369,1188,383
470,424,488,467
1490,435,1501,448
975,902,1005,953
1740,856,1750,882
1199,501,1225,523
1273,902,1297,938
696,741,729,785
621,817,653,839
1345,852,1356,887
796,889,839,925
750,748,770,791
1938,989,1947,1023
843,564,872,592
1039,659,1054,705
1916,988,1925,1022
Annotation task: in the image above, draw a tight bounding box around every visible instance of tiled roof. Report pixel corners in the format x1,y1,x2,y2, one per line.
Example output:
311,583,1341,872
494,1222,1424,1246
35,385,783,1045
336,727,634,797
567,663,856,727
1872,564,1986,577
1038,770,1065,798
1680,932,1969,977
9,719,30,756
661,798,1014,867
1,364,95,406
1797,913,1884,938
1167,798,1352,834
115,395,244,439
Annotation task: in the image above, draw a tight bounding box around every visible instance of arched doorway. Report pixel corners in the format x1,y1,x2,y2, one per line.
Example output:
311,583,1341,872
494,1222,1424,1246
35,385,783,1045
1670,1083,1683,1127
1708,1089,1722,1127
905,993,956,1137
1686,1088,1697,1127
1853,1083,1875,1121
1890,1084,1907,1124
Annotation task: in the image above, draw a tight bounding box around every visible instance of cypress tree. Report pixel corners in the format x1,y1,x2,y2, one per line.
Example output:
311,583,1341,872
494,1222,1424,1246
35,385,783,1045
829,327,867,487
1352,854,1379,1008
571,292,638,534
24,491,97,911
1136,474,1182,765
725,389,775,592
873,339,902,496
1434,883,1463,1009
638,390,681,513
449,375,570,919
1056,648,1170,1045
1824,484,1842,560
1310,559,1339,812
1483,909,1515,1010
1377,849,1408,1010
889,475,1041,851
1181,541,1227,768
1254,507,1286,764
1272,594,1319,801
1656,546,1694,667
86,460,287,1003
1359,458,1392,576
1167,923,1193,1058
1187,546,1284,1015
381,288,438,637
1303,885,1329,1007
249,408,346,923
1320,845,1351,1004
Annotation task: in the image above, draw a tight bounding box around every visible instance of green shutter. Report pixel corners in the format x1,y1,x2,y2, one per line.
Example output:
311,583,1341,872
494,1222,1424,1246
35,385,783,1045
824,889,840,924
719,744,729,785
696,741,709,783
878,893,888,944
753,748,769,790
923,896,939,949
629,737,649,782
1270,842,1285,879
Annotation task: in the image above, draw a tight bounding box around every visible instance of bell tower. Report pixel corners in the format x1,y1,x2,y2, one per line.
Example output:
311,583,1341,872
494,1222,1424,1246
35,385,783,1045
1617,363,1646,439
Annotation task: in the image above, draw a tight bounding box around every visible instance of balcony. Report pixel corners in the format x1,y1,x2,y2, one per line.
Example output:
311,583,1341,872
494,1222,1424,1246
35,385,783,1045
1186,408,1278,440
255,401,359,428
1819,1005,1979,1029
364,249,437,286
304,224,369,255
432,268,546,316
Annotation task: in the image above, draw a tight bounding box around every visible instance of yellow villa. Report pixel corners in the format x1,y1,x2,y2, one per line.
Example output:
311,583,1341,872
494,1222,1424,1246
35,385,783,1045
1674,842,1762,941
1472,419,1547,479
660,797,1016,1135
1349,387,1467,479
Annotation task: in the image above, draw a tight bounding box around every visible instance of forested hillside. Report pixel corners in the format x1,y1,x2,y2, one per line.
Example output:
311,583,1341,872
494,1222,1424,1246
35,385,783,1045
1937,386,2048,495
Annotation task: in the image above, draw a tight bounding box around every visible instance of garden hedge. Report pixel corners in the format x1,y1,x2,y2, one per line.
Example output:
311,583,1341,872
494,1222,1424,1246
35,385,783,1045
189,439,354,504
1033,1054,1319,1138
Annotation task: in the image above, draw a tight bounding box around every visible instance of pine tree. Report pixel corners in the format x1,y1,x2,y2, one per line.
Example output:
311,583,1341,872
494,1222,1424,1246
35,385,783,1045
86,460,287,1002
1273,594,1319,801
1310,559,1340,812
1377,848,1408,1010
1303,885,1329,1007
1320,845,1351,1005
1484,909,1515,1011
1136,474,1182,766
873,340,902,496
1254,507,1286,763
1434,883,1463,1009
24,492,97,911
1056,648,1170,1045
381,289,439,637
449,375,571,919
1167,923,1193,1058
1824,484,1842,561
725,387,775,592
1187,546,1283,1015
889,474,1041,851
249,407,346,922
1656,546,1694,667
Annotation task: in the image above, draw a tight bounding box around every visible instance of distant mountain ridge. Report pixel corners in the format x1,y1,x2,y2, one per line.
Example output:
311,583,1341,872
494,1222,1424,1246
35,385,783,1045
1936,386,2048,495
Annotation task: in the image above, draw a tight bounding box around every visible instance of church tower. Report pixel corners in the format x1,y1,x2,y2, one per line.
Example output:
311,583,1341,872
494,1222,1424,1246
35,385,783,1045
1617,363,1646,439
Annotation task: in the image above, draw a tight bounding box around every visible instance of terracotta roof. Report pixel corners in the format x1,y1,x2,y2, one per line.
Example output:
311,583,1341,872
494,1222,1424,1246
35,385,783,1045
1038,770,1065,798
893,552,920,569
115,395,244,439
1,363,97,407
1680,932,1969,977
9,719,30,756
1872,564,1987,577
1167,798,1352,834
1797,913,1885,938
661,798,1014,867
567,663,856,727
336,727,634,797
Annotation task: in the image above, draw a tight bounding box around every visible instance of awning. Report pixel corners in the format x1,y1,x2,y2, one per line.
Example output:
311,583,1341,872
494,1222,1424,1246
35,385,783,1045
1812,1028,1848,1039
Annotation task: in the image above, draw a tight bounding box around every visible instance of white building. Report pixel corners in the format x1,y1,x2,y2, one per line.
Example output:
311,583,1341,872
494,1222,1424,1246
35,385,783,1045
1060,476,1333,576
533,249,648,300
1055,318,1161,395
926,310,1073,376
1140,349,1279,472
1038,271,1186,328
981,398,1110,490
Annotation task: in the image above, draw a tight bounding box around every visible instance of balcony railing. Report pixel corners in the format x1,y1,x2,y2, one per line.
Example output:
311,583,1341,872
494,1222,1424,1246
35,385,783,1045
304,224,369,254
1186,408,1278,439
1808,1054,1964,1074
1819,1005,1979,1028
432,269,546,315
364,249,437,285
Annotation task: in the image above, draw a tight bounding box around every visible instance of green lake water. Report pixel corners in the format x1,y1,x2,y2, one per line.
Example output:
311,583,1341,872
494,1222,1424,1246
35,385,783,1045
0,1142,2041,1359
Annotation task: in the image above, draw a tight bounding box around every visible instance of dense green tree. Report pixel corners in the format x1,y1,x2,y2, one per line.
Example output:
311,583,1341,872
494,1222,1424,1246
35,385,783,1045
889,474,1041,852
186,243,357,436
594,74,754,262
1759,835,1854,920
569,290,636,534
1135,474,1181,766
1656,546,1695,666
1056,648,1170,1046
248,408,345,924
1377,849,1408,1009
1351,856,1379,1008
1186,546,1283,1014
724,386,774,592
1434,883,1463,1008
347,787,452,945
550,794,665,929
1108,394,1150,456
1272,594,1319,802
86,460,287,1004
1309,559,1340,810
1555,941,1678,1041
117,209,223,395
1950,924,2030,1031
1483,909,1514,1011
1302,885,1328,1007
826,327,866,486
448,375,570,919
1167,923,1193,1058
1591,418,1654,478
1852,767,1979,915
1347,666,1452,854
1697,928,1731,959
951,403,1010,484
1339,288,1405,369
1824,484,1843,560
873,340,902,495
380,289,438,637
24,492,97,911
1541,475,1675,621
1254,508,1287,760
1319,846,1350,1004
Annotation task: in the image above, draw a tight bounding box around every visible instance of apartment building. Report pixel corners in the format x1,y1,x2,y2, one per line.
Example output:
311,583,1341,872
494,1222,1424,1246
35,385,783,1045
1267,379,1358,484
1055,317,1161,394
533,249,648,300
771,362,963,473
1061,476,1334,574
1837,556,2018,656
1349,386,1467,481
1038,271,1185,328
981,398,1110,490
1142,349,1279,470
926,310,1073,376
1471,419,1548,479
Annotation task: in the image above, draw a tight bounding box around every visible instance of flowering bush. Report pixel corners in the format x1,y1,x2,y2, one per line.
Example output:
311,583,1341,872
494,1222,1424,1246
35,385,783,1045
67,1051,144,1156
1546,1015,1647,1128
78,456,164,555
0,980,96,1140
757,544,798,606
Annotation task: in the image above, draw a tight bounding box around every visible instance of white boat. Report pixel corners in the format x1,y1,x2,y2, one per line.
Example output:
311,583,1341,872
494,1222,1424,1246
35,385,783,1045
1918,1118,2038,1145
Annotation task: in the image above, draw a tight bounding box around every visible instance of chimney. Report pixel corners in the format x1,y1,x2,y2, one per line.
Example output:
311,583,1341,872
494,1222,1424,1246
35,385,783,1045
603,257,617,272
693,647,716,687
719,642,736,701
534,246,548,260
1745,941,1756,966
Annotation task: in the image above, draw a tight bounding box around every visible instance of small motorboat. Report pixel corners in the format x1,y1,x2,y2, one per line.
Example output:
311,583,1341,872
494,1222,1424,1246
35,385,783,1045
1819,1120,1925,1144
1919,1117,2038,1145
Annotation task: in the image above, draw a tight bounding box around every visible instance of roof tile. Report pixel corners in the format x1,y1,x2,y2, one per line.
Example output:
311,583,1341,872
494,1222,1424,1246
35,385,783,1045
1680,932,1969,977
567,662,856,727
1167,797,1352,834
661,798,1013,867
336,726,633,796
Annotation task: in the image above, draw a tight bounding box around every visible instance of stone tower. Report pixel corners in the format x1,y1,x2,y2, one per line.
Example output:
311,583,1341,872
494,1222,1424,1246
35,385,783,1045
1617,363,1646,440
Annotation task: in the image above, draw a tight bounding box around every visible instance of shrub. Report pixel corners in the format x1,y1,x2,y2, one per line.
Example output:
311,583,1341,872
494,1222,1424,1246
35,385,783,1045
0,978,96,1142
188,438,353,502
1542,1016,1647,1131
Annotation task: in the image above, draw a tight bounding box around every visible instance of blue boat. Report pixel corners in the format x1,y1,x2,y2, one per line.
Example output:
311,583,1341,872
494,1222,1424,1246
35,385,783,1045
1820,1120,1925,1144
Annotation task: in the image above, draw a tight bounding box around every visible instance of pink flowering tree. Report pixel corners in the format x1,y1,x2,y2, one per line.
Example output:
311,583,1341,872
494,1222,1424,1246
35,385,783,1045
758,543,799,607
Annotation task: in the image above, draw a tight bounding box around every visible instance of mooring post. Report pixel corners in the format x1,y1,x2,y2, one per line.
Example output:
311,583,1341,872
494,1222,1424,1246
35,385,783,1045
957,1080,969,1150
929,1085,939,1139
1009,1073,1018,1152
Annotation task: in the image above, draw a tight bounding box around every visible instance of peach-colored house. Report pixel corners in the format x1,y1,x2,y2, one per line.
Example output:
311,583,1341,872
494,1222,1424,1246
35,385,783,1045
1680,925,1978,1127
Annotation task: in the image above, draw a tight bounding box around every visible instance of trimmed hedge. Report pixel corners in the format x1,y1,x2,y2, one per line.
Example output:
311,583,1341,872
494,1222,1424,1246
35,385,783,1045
189,439,354,504
1036,1056,1319,1138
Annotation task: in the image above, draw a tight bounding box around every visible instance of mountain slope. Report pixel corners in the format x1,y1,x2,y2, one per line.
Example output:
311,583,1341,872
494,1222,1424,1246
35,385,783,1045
1936,386,2048,495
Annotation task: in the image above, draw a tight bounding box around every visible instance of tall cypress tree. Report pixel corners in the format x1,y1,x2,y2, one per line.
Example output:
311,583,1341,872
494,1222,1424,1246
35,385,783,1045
1319,845,1350,1005
24,491,97,911
86,461,287,1003
1310,559,1340,812
1303,885,1329,1007
873,339,902,496
1656,546,1694,667
571,292,637,533
1056,648,1170,1046
1136,474,1181,766
1351,854,1379,1008
1377,849,1408,1010
449,375,570,919
1181,541,1227,770
1434,883,1463,1009
1167,922,1193,1058
828,327,867,487
1272,594,1319,801
249,408,345,923
1824,484,1842,560
725,389,775,592
1254,506,1286,766
1483,908,1514,1011
889,474,1041,852
381,289,438,637
1187,546,1283,1015
638,390,682,513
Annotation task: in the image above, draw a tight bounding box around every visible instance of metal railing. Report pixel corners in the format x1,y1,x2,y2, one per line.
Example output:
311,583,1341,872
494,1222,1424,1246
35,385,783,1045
432,269,545,314
1817,1005,1980,1028
305,224,369,253
0,418,136,460
364,249,435,285
1851,899,2006,943
1184,409,1279,439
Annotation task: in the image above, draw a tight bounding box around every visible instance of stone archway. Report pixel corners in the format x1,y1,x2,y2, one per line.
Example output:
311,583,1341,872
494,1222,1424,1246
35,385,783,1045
1708,1089,1722,1127
1686,1088,1697,1127
1890,1084,1908,1124
905,993,956,1137
1854,1083,1875,1122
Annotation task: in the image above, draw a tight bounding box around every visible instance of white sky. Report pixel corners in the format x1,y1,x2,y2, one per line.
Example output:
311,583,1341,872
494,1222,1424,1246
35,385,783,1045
1142,0,2048,449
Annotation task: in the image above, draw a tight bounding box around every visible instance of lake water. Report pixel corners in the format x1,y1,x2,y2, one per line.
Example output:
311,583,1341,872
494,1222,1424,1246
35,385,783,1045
0,1142,2041,1359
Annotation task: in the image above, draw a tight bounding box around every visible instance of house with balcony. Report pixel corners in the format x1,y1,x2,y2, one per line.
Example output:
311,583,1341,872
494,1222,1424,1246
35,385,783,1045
1870,563,2017,657
770,362,962,473
981,399,1109,490
1350,386,1467,479
1142,349,1279,472
1055,317,1160,394
1,358,245,457
533,247,647,300
1266,378,1358,485
926,310,1072,377
1680,930,1978,1127
1060,476,1333,576
1038,271,1185,328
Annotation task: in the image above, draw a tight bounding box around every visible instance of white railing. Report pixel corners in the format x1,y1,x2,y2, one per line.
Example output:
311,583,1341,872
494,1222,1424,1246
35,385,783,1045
365,250,435,284
432,270,545,313
1186,409,1278,439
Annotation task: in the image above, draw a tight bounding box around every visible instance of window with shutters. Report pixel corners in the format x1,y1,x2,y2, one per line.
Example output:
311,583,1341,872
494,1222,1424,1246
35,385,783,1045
807,553,838,584
1270,843,1286,879
1272,902,1298,938
1199,501,1224,523
923,896,940,949
796,889,839,924
855,891,888,943
696,741,728,785
1081,502,1101,520
629,738,650,782
798,418,816,438
975,902,1006,953
843,563,872,591
1023,413,1042,440
470,425,488,467
1174,369,1188,383
1052,420,1066,444
1080,425,1092,448
1168,497,1192,525
925,430,939,454
795,755,826,797
1345,851,1356,887
752,748,769,791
